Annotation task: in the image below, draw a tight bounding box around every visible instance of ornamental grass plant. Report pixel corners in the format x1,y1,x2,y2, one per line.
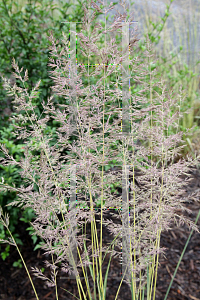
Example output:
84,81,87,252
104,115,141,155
0,0,200,299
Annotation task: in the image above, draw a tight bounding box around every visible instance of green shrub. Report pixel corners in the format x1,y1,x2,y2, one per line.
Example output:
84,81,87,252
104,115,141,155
0,0,97,262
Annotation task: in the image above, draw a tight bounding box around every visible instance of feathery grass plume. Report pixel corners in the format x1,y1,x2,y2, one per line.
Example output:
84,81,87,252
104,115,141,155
0,0,200,299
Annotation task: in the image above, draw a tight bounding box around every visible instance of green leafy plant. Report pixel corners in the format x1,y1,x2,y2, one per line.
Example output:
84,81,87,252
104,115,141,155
0,1,200,300
0,244,10,260
13,258,23,268
0,120,26,259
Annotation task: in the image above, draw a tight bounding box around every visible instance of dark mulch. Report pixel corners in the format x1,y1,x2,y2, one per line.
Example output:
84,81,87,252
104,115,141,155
0,163,200,300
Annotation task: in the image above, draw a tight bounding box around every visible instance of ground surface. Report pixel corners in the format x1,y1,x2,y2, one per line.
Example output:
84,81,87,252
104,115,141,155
0,162,200,300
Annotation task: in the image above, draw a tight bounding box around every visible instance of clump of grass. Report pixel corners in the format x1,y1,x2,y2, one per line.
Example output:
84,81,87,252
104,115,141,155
0,0,200,299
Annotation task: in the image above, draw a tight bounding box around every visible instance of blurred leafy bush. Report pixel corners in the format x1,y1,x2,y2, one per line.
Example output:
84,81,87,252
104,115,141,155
0,0,98,263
